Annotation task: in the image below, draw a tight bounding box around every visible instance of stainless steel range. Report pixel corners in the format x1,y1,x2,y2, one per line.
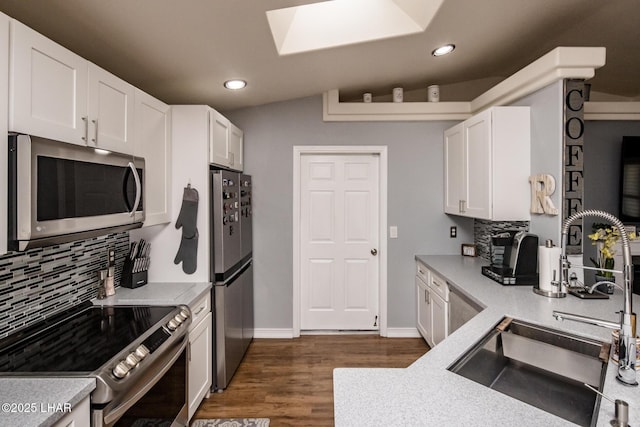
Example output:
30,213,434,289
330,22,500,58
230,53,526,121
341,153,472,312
0,301,191,426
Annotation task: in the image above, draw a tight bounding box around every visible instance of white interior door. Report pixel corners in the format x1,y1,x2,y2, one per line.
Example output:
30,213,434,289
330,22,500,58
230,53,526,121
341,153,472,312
300,153,380,330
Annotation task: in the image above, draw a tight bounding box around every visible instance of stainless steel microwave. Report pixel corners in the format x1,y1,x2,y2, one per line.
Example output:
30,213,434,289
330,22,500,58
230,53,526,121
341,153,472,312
8,134,144,251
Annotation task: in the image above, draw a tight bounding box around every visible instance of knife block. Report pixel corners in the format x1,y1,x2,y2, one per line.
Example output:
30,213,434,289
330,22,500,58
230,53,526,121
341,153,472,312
121,257,148,289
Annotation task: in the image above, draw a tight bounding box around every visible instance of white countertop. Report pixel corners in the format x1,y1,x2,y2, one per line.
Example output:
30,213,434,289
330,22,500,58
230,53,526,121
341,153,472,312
333,255,640,427
92,281,211,308
0,378,94,427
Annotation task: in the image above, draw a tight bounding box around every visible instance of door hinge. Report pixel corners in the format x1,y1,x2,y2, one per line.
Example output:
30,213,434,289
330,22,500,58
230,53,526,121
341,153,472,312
373,315,378,327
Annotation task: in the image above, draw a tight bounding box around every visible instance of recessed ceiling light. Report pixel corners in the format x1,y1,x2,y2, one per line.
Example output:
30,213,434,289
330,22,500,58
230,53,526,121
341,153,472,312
224,79,247,90
432,44,455,57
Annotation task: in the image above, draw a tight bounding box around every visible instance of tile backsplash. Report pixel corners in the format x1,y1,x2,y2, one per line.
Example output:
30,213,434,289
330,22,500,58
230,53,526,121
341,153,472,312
474,219,530,261
0,232,129,339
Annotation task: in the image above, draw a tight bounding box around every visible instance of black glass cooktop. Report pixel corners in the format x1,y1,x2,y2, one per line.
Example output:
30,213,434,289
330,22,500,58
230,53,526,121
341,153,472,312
0,302,174,373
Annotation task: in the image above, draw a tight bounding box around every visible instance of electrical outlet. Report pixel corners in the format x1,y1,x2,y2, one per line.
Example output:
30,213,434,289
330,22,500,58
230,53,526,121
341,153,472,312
389,226,398,239
450,226,457,238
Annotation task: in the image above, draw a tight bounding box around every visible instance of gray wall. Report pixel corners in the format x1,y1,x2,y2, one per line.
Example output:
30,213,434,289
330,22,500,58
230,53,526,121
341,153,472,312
512,81,564,244
582,120,640,281
225,96,474,330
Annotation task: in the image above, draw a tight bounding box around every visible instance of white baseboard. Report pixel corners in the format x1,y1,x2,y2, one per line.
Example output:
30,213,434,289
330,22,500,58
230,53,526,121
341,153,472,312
386,327,421,338
253,328,295,339
253,327,421,339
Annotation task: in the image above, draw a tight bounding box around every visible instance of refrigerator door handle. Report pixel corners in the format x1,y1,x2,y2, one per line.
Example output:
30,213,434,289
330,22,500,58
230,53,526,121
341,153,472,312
216,259,253,287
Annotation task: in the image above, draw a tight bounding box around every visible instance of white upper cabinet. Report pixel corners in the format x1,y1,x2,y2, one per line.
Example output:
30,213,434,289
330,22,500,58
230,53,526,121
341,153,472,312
9,19,88,145
134,89,172,226
9,19,135,154
209,109,243,171
444,106,531,221
229,122,244,171
209,109,229,167
87,63,135,153
443,123,464,215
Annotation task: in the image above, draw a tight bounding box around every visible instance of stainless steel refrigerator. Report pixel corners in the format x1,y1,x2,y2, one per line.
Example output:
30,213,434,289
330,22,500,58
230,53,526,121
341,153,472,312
210,169,254,391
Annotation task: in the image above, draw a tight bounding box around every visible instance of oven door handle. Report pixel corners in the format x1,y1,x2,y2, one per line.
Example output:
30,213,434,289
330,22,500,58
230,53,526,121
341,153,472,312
103,336,187,425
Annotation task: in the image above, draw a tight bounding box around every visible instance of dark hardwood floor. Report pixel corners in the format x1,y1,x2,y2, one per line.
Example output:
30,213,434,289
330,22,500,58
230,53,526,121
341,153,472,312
193,335,430,426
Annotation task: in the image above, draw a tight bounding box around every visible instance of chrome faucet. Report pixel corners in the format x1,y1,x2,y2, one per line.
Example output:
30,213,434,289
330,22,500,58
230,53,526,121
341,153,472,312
552,209,637,387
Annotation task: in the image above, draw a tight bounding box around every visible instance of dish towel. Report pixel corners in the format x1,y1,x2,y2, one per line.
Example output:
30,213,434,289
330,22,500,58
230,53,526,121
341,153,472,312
174,184,199,274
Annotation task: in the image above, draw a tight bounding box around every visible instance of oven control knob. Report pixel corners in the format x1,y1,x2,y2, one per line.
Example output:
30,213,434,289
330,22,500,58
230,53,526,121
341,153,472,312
125,353,140,369
180,308,190,320
113,361,130,379
167,318,180,331
175,312,187,322
135,345,150,360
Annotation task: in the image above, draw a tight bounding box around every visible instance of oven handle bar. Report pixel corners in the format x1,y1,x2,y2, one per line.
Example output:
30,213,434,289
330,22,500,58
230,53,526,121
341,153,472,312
103,336,188,425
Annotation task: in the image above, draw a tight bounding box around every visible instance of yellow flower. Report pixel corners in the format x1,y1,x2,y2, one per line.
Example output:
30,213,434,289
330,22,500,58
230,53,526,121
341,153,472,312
589,225,622,278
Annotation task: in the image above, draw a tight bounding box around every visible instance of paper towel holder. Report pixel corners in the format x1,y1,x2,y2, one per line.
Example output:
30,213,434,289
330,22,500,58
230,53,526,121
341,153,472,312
533,239,567,298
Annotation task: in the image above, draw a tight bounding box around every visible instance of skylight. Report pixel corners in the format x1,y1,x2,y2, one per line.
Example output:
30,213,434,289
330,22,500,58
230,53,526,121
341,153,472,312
266,0,444,56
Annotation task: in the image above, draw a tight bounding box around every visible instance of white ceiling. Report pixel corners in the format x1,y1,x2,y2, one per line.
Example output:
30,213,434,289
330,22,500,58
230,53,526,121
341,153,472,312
0,0,638,112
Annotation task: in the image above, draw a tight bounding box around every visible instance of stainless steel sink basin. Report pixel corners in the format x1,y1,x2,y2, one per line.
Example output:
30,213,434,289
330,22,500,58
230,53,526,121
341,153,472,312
448,317,609,426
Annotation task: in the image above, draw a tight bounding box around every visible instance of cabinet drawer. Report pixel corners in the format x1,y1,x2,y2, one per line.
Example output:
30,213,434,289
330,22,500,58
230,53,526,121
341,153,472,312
416,261,429,284
429,272,449,302
189,293,211,331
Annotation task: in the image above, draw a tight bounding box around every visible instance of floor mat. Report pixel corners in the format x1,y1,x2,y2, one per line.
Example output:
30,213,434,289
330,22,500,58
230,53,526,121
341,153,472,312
190,419,270,427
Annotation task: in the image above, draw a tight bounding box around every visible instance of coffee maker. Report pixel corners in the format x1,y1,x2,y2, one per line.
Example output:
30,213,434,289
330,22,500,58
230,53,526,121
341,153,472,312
482,230,539,285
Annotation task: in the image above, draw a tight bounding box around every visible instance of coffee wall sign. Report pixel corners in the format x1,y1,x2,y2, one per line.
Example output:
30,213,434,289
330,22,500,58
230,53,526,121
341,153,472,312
529,174,559,215
563,79,586,255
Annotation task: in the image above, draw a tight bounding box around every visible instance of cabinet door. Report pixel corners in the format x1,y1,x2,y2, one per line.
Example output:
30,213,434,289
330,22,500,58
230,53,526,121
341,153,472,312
463,109,492,219
415,275,432,346
209,109,231,167
52,395,90,427
229,122,244,171
87,63,135,154
444,123,464,215
9,19,88,145
188,312,212,420
134,89,171,226
431,292,449,346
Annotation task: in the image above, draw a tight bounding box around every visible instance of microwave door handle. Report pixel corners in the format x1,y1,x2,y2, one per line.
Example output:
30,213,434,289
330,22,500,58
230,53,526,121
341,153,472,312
127,162,142,216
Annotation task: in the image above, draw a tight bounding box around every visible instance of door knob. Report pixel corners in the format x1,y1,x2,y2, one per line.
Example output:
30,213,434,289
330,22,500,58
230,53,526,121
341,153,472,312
371,248,378,256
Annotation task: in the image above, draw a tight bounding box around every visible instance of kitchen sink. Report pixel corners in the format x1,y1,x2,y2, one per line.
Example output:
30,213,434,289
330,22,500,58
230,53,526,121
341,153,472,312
448,317,609,426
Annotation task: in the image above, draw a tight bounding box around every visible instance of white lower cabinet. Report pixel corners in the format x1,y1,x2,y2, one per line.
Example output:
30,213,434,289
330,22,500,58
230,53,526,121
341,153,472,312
415,275,433,346
416,261,449,347
430,291,448,345
52,395,89,427
187,294,212,421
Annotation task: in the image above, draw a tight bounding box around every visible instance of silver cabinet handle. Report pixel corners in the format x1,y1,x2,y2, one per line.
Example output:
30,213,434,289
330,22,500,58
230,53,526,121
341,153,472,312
92,119,98,143
371,248,378,256
426,289,430,305
194,306,205,316
82,116,88,143
128,162,142,216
